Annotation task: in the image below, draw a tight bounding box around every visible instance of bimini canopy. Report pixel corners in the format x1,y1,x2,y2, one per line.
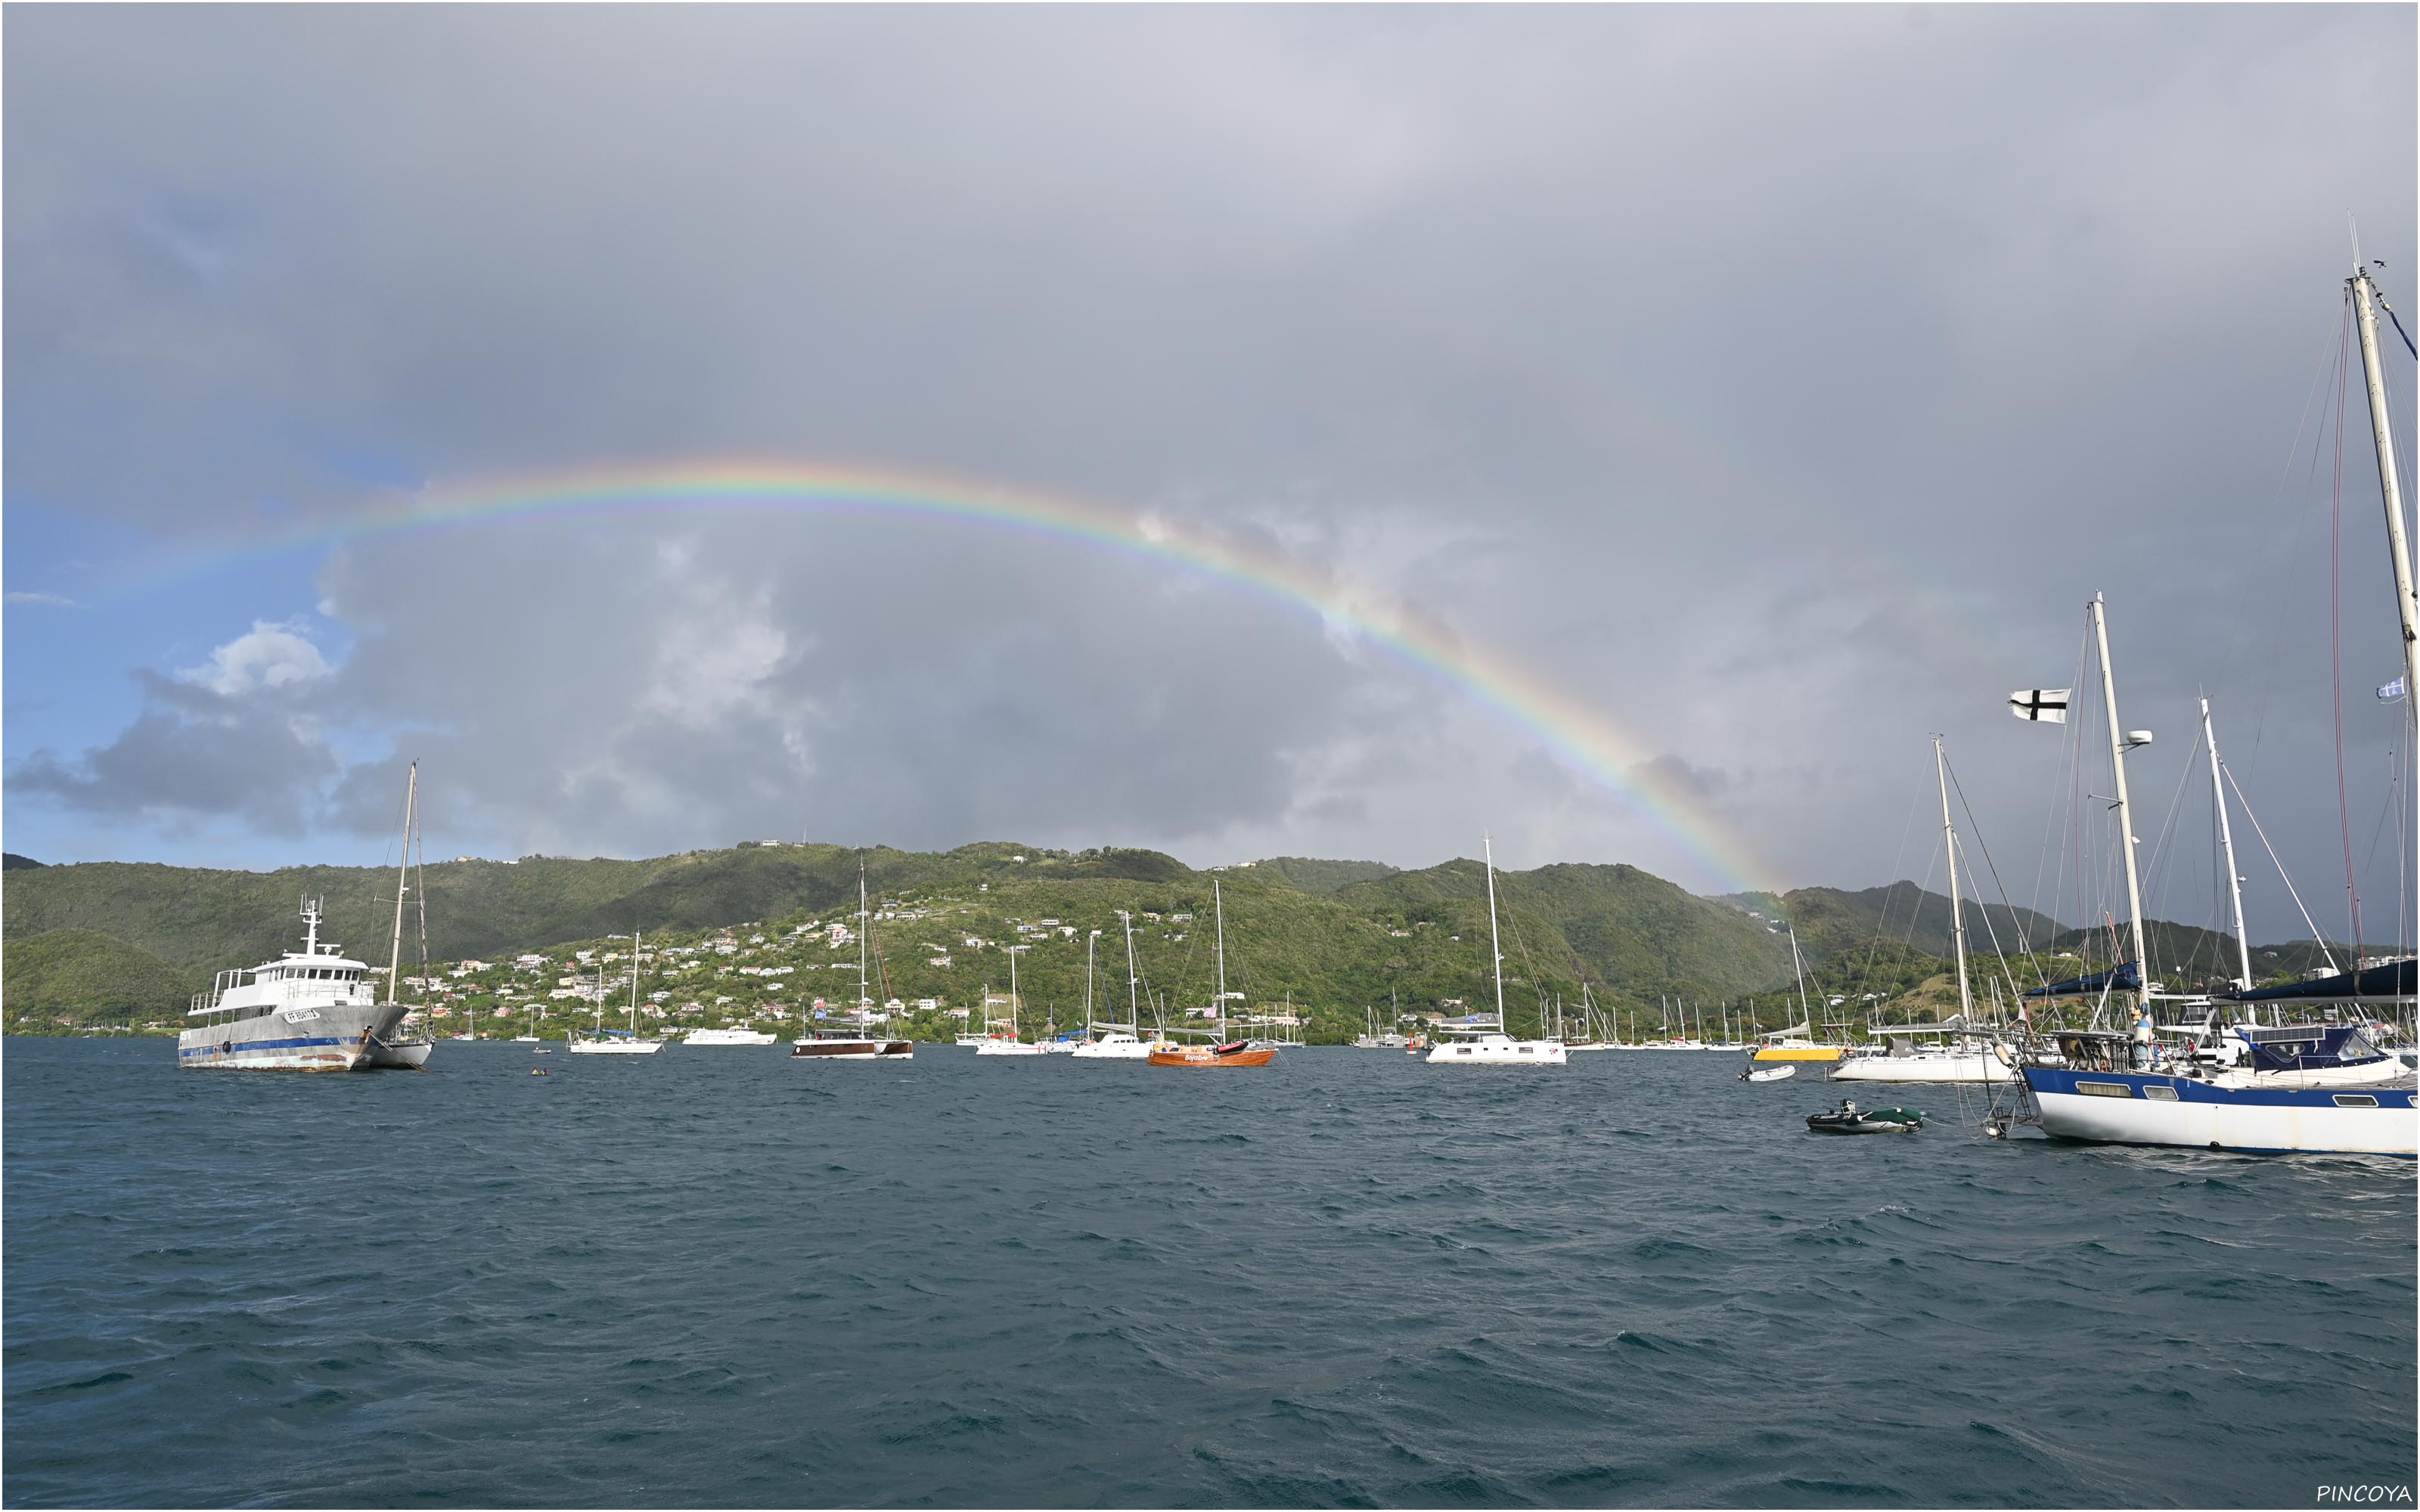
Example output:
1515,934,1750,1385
2023,961,2141,999
2217,959,2415,1006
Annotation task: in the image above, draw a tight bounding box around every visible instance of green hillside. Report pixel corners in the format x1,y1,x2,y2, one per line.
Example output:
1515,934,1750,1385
2,841,2363,1040
1253,857,1401,894
2,928,194,1027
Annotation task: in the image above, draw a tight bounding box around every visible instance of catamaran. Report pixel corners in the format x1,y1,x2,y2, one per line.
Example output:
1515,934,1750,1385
1426,838,1565,1066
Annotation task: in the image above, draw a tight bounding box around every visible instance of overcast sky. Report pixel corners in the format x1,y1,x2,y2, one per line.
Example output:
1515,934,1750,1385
5,5,2414,947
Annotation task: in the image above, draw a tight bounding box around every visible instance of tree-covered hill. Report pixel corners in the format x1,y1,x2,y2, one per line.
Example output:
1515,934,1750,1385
1253,857,1401,894
3,928,192,1027
2,841,2359,1036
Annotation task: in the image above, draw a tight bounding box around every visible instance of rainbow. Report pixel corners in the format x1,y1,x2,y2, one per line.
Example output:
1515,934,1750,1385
185,459,1780,894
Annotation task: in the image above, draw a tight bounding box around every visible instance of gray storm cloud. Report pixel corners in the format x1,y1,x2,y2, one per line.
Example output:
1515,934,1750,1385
4,5,2412,937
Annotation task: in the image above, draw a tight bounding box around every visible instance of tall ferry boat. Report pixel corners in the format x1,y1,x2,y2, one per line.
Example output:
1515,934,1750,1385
178,897,416,1070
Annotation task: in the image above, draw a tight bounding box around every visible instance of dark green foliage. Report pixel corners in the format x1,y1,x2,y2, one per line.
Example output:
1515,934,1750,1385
3,854,46,871
2,928,194,1025
1253,857,1401,894
3,844,2345,1040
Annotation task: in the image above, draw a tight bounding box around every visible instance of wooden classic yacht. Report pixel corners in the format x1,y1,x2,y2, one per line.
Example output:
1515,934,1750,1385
1147,880,1277,1068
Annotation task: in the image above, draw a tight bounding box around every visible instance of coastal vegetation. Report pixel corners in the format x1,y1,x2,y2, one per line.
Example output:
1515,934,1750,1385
0,842,2351,1040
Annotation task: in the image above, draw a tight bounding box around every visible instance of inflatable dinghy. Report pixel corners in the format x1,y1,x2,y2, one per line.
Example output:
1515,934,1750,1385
1805,1098,1922,1133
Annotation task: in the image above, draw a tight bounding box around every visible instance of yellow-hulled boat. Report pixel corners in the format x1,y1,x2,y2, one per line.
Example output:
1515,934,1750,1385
1753,1041,1846,1063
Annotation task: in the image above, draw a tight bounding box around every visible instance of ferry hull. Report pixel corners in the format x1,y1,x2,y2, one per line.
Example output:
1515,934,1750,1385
178,1003,411,1072
2024,1067,2418,1156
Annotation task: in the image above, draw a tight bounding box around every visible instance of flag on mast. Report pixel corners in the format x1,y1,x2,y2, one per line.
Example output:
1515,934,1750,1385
2009,688,2071,723
2380,677,2407,702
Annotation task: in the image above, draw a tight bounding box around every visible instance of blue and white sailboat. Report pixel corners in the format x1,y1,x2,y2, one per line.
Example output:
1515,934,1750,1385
2010,261,2417,1157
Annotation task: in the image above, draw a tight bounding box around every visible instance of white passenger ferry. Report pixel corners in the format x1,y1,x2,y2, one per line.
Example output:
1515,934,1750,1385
178,898,417,1071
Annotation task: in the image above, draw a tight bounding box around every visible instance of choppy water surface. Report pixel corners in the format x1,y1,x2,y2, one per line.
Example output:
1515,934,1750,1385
5,1038,2412,1507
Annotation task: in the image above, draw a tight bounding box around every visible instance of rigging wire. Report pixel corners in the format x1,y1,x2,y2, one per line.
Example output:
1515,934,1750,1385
1944,750,2055,993
2220,758,2341,973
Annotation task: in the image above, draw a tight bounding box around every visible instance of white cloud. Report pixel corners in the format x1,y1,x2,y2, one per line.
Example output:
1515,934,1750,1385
178,618,334,697
5,590,82,608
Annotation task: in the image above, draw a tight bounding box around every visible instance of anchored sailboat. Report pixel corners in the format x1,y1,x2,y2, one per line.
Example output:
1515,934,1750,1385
1149,880,1277,1067
569,928,663,1055
1834,738,2016,1085
792,865,914,1059
1426,837,1566,1066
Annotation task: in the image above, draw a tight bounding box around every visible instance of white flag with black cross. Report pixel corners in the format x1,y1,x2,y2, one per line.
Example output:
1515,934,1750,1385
2009,688,2070,723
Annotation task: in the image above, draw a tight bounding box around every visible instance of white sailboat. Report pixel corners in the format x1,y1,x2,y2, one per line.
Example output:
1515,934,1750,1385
793,864,914,1058
1427,837,1565,1066
568,928,663,1055
1072,914,1161,1059
361,762,436,1068
974,932,1047,1056
1835,737,2015,1085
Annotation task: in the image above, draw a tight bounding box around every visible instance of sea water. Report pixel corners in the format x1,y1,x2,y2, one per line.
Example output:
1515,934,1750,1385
5,1039,2412,1507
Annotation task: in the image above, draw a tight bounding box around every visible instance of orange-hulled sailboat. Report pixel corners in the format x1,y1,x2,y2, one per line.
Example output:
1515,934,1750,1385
1147,878,1278,1068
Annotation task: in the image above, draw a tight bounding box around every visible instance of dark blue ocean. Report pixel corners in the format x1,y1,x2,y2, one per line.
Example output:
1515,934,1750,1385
5,1038,2412,1508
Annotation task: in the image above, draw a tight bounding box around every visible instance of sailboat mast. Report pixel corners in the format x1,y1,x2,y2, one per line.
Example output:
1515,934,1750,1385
2091,594,2152,997
2201,699,2256,990
1482,836,1506,1030
1007,922,1020,1040
385,761,417,1004
1122,910,1141,1029
2351,265,2420,716
857,864,870,1019
629,928,641,1036
1934,736,1973,1020
1789,925,1812,1025
1086,930,1097,1030
1214,878,1227,1041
